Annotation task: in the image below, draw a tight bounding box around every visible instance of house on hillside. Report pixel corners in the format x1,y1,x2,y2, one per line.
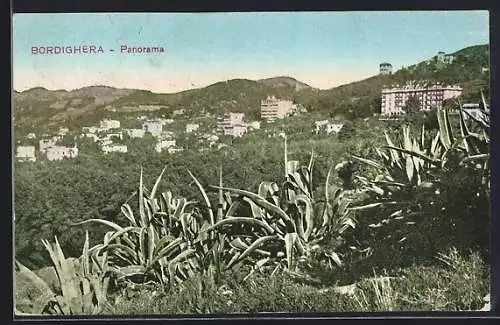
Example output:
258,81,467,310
172,109,185,116
155,139,176,153
315,120,344,135
437,51,446,62
124,128,145,138
105,132,123,141
326,123,344,134
260,96,295,121
186,123,200,133
217,113,248,137
102,144,128,154
314,120,329,134
46,146,78,161
39,137,60,153
99,119,121,131
142,121,163,137
443,54,455,64
26,133,36,139
379,62,393,75
16,146,36,162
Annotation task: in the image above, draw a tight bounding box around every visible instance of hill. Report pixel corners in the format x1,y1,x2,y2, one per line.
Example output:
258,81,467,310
257,76,312,91
13,44,489,133
294,44,490,118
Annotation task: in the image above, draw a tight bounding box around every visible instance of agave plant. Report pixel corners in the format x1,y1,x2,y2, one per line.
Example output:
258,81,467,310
15,231,111,315
204,135,356,279
73,166,212,288
350,95,490,254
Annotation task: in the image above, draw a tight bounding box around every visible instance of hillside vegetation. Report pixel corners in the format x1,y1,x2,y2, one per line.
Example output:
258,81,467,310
13,44,489,135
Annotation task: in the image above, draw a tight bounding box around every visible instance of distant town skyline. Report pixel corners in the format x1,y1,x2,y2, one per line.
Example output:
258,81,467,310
13,11,489,93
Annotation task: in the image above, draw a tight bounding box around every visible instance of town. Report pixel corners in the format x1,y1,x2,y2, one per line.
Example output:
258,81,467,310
14,50,488,164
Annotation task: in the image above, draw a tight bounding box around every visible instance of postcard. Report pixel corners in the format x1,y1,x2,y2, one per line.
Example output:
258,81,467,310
12,11,491,316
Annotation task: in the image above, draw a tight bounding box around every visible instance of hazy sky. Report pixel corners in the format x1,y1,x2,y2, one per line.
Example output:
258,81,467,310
13,11,489,93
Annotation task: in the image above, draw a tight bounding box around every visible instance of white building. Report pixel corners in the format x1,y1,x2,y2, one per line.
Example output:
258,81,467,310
142,121,163,136
260,96,295,120
46,146,78,161
379,62,393,75
16,146,36,162
102,145,128,154
26,133,36,139
314,120,329,134
124,128,145,138
105,132,123,141
155,139,176,153
99,139,113,147
217,113,248,137
39,137,60,153
326,123,344,134
172,109,185,116
99,119,121,130
186,123,200,133
380,82,463,117
231,124,248,137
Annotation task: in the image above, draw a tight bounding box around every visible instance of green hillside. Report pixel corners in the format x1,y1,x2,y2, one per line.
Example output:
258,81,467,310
13,44,490,134
295,44,490,118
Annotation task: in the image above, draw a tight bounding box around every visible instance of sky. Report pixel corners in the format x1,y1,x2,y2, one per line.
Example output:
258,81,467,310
12,11,489,93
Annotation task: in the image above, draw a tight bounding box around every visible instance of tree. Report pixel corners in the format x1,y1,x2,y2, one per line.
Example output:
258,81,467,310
402,95,421,115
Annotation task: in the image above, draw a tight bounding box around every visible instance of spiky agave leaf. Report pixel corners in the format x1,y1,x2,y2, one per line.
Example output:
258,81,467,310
205,217,275,235
226,235,279,269
187,169,215,226
15,261,58,314
209,186,295,228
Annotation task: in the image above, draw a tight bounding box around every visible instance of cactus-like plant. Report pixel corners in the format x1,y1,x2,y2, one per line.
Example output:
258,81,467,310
350,95,490,254
73,167,208,288
204,135,356,278
15,231,111,315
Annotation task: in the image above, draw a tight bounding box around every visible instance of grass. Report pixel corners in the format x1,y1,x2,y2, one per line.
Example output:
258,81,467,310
100,248,488,314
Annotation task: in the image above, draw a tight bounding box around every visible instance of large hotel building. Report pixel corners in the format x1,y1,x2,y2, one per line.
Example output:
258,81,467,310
217,112,248,137
380,82,462,117
260,96,295,120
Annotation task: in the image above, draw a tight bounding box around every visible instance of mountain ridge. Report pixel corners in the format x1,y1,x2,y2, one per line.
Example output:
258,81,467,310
13,43,489,133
